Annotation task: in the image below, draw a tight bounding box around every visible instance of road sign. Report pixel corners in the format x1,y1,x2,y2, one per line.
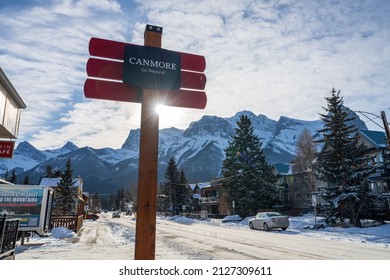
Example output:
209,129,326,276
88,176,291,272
84,79,207,109
0,141,15,159
86,58,206,90
123,45,181,90
89,37,206,73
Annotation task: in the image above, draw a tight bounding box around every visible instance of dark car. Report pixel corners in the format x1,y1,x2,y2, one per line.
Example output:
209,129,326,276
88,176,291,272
86,213,99,220
112,212,121,218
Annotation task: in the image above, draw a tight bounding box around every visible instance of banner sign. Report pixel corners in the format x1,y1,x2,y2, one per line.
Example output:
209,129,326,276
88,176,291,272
123,45,181,90
0,140,15,159
0,188,44,227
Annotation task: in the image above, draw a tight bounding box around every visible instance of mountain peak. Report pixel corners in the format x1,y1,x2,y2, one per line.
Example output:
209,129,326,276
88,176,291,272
184,115,233,138
63,141,78,151
14,141,46,162
40,141,79,159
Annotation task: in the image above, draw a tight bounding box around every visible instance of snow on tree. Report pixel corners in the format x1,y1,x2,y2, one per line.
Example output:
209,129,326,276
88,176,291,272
160,158,190,215
314,88,374,227
54,159,77,215
222,115,278,217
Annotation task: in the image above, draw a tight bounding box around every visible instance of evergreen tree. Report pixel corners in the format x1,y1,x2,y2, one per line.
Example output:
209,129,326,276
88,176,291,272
53,169,62,177
9,169,17,184
315,88,374,227
91,193,101,212
117,188,126,212
55,159,76,215
45,165,53,178
109,194,116,211
22,175,30,185
177,169,190,213
222,115,278,217
160,158,190,215
3,169,9,181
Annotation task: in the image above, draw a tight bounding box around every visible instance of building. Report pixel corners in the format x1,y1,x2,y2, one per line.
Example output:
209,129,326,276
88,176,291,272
273,163,313,215
274,129,390,219
188,182,229,217
39,176,87,216
0,67,26,141
357,130,390,219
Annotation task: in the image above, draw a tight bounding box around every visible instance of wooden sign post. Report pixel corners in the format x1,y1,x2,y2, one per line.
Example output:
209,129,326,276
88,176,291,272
84,24,207,260
134,25,162,260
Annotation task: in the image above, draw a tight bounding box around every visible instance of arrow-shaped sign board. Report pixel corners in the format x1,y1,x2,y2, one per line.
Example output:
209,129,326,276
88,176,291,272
84,37,207,109
86,58,206,90
89,37,206,72
84,78,207,109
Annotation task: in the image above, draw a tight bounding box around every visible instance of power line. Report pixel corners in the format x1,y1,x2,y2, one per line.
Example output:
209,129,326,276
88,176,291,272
355,110,385,130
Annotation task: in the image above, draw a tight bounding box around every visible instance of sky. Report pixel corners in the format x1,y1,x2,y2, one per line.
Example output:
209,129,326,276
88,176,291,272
1,0,389,150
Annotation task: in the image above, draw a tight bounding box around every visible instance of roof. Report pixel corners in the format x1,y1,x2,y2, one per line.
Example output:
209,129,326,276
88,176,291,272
39,177,61,186
39,177,82,187
0,178,13,184
359,130,388,149
273,163,291,175
188,182,211,191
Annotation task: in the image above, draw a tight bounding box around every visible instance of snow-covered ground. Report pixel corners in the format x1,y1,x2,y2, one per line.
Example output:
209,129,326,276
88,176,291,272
169,214,390,247
4,213,389,280
14,213,390,260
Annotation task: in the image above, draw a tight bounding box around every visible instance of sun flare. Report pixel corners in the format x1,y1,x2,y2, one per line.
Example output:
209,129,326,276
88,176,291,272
155,104,183,127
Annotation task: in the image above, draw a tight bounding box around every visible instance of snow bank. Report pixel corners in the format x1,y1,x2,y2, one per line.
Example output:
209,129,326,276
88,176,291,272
166,215,195,224
51,227,76,239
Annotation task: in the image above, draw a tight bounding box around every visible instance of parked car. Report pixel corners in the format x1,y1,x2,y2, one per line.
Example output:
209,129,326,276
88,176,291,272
86,213,99,220
248,212,289,231
221,215,242,223
112,212,121,218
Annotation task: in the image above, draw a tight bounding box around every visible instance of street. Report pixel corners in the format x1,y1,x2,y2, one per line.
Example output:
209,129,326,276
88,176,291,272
15,213,390,260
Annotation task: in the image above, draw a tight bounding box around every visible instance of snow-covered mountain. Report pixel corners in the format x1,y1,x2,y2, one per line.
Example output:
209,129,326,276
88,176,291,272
0,110,367,194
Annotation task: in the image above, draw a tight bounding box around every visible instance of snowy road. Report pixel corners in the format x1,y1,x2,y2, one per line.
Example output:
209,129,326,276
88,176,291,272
15,213,390,260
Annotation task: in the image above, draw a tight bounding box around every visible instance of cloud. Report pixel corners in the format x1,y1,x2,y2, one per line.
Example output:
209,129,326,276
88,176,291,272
1,0,390,150
0,0,134,149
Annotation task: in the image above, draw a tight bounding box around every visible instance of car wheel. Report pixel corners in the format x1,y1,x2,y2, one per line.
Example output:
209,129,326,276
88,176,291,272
282,227,287,231
263,223,270,231
249,222,254,230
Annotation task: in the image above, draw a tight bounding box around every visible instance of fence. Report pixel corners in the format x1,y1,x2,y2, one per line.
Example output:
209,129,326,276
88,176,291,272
50,215,83,233
0,215,20,260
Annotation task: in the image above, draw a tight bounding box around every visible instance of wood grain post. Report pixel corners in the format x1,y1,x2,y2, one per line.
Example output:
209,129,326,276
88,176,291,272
134,25,162,260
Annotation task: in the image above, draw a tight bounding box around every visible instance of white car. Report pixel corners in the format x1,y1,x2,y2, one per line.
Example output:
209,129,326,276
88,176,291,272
248,212,289,231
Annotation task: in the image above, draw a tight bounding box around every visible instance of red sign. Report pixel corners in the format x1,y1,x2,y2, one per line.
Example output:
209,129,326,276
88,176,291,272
84,79,207,109
86,58,206,90
0,141,15,159
89,37,206,72
84,37,207,109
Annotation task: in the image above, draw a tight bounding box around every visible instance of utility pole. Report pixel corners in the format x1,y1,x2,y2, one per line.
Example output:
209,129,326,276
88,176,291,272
381,111,390,148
